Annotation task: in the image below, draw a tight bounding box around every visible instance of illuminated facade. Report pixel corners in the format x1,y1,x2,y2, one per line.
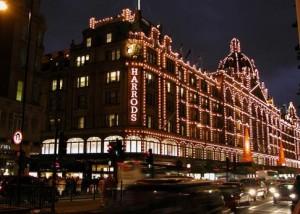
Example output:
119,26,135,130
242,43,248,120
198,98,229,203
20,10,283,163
36,9,300,177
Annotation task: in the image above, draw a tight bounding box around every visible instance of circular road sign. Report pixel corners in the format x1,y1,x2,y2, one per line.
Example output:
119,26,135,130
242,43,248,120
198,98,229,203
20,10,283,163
13,131,23,145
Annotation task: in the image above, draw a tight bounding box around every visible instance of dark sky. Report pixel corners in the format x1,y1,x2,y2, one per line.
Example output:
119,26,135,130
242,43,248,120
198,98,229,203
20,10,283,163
41,0,299,108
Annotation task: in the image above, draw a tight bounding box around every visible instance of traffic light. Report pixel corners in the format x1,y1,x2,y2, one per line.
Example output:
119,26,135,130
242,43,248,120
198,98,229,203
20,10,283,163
107,140,125,162
115,140,125,160
145,148,153,166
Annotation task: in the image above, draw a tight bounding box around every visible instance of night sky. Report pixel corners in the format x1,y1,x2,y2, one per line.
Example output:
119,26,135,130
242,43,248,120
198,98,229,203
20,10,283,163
41,0,299,108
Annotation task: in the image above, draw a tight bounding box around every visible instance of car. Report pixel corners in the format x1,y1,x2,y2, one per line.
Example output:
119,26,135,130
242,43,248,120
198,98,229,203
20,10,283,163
239,178,268,201
104,178,231,214
218,184,251,211
272,183,295,204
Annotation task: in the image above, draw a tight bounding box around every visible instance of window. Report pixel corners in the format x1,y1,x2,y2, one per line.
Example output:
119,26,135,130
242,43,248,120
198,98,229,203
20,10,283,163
106,33,112,43
167,120,172,132
202,112,210,126
86,137,101,153
178,69,184,80
67,138,84,154
191,93,198,104
180,125,186,136
166,58,175,73
190,75,196,87
179,103,186,117
146,92,156,107
42,139,58,154
106,71,120,83
180,87,185,99
106,49,120,61
78,117,85,129
76,55,90,67
77,95,87,109
166,82,171,93
106,114,119,127
86,37,92,47
201,79,208,92
16,81,23,101
105,91,119,105
51,79,63,91
147,115,152,128
77,76,89,88
147,49,157,64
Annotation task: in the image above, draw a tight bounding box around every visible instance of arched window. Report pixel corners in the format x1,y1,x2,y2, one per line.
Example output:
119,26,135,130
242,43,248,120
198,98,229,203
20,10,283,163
125,136,142,153
104,136,123,153
42,139,58,154
144,137,160,154
206,148,214,160
86,137,101,153
161,140,178,156
67,138,84,154
195,147,204,159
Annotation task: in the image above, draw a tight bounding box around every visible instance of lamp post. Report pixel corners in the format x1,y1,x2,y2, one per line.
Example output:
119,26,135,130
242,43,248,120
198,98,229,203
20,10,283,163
1,0,34,205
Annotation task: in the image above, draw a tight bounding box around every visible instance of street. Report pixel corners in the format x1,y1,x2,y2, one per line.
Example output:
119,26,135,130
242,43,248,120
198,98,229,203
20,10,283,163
237,197,292,214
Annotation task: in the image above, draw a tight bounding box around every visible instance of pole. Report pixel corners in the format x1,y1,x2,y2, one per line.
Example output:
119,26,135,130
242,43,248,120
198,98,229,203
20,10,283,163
51,74,60,214
17,0,33,205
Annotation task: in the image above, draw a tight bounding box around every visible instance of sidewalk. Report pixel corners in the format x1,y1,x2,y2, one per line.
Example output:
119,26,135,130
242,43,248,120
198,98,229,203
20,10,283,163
38,198,106,214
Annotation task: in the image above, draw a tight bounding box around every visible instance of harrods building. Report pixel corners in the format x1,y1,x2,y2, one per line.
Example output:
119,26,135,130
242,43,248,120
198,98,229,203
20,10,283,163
33,9,300,177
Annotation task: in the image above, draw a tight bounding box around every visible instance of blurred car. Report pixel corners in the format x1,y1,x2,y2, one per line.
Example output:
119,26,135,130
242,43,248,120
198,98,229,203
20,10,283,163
218,184,251,211
272,183,295,204
104,178,231,214
239,178,267,201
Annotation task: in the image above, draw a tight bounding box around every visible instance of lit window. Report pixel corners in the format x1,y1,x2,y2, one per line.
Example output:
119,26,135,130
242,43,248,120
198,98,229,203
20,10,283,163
77,76,89,88
106,114,119,127
76,55,90,67
167,82,171,93
147,116,152,128
76,57,81,67
86,37,92,47
16,81,23,101
42,139,58,154
59,79,63,90
180,87,185,98
78,117,85,129
147,73,152,80
52,80,57,91
86,137,101,153
167,121,172,132
112,49,120,61
52,79,63,91
106,33,112,43
106,71,120,83
67,138,84,154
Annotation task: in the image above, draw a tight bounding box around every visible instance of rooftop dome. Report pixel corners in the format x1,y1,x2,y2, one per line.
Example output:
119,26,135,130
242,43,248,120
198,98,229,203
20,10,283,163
218,38,258,79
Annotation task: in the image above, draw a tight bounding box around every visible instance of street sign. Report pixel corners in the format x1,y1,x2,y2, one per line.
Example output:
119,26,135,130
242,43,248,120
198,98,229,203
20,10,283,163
13,131,22,145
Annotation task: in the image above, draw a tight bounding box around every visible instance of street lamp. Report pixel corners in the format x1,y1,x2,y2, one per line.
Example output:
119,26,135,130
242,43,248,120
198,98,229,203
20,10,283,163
0,0,8,11
1,0,34,205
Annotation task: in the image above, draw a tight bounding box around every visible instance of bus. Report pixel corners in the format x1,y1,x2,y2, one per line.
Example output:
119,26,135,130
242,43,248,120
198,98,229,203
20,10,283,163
256,170,279,180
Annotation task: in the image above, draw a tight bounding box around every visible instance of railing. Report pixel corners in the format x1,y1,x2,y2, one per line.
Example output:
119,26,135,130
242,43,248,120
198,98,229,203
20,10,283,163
0,184,52,209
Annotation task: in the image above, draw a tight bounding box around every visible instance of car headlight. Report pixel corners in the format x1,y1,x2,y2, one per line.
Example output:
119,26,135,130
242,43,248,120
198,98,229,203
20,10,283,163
269,187,276,194
274,192,280,198
249,189,256,196
290,193,296,199
287,185,293,190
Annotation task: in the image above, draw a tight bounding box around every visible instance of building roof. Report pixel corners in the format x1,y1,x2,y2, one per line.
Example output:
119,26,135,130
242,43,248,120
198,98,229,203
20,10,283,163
218,38,259,81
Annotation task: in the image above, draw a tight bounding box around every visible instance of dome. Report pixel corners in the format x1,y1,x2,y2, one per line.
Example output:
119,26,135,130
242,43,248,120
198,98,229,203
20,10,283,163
218,38,258,78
